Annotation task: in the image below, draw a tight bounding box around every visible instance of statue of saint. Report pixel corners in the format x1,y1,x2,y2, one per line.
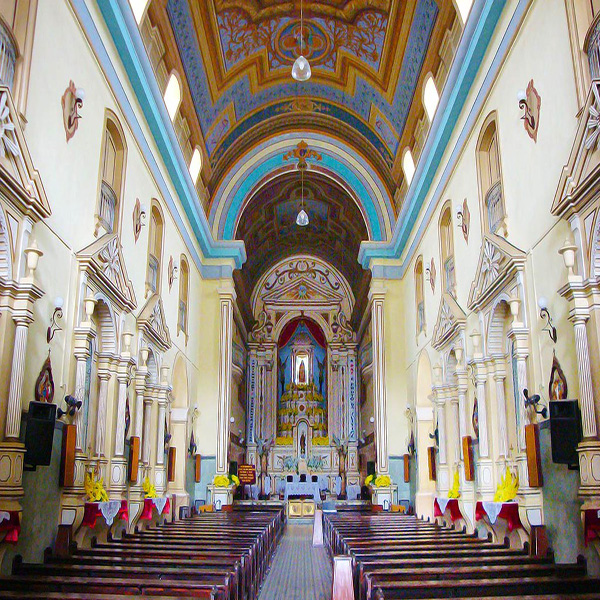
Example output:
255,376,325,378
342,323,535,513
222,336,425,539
298,359,306,384
300,432,306,457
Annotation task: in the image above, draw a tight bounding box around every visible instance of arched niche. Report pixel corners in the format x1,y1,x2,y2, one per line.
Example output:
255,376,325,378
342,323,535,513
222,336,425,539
171,354,188,410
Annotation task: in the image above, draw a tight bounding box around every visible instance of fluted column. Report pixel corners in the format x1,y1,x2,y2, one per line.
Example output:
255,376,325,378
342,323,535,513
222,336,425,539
114,372,129,457
572,313,598,439
513,351,529,451
493,361,509,458
5,317,32,439
134,348,149,459
216,282,235,475
142,395,153,465
370,281,388,474
449,396,460,465
434,392,448,466
73,337,92,451
156,397,167,466
94,370,111,456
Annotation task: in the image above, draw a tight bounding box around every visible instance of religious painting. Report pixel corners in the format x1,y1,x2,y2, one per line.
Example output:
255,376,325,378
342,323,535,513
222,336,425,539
35,355,55,403
549,352,568,400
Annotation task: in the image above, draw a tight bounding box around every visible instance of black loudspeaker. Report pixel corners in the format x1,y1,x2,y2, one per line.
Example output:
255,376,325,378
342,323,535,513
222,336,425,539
549,400,582,466
229,461,238,476
367,461,376,476
24,401,57,468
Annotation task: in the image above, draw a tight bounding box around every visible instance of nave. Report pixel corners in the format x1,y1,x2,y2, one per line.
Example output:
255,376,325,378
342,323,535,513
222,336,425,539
0,504,599,599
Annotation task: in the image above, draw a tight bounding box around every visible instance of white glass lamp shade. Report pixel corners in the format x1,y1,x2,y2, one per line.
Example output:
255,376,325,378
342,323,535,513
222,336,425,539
296,208,310,226
292,55,312,81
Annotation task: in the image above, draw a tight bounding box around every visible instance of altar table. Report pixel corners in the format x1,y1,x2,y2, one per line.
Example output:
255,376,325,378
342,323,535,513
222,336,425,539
284,481,321,501
82,500,128,528
139,497,171,521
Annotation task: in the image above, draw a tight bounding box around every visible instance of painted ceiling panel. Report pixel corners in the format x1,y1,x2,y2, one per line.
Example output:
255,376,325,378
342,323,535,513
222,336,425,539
166,0,440,171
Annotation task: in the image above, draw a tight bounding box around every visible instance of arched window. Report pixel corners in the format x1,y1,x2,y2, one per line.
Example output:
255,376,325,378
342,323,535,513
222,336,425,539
453,0,473,25
415,256,425,334
178,255,189,334
423,75,439,122
130,0,150,24
97,113,126,236
477,115,507,236
189,148,202,184
439,204,456,295
146,202,164,295
164,73,181,121
402,148,416,186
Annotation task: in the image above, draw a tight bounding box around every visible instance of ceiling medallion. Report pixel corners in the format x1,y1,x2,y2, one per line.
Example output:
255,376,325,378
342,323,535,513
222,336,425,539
291,0,311,82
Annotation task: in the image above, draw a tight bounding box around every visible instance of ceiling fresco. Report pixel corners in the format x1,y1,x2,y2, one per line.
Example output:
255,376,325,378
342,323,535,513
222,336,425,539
163,0,453,175
235,171,369,298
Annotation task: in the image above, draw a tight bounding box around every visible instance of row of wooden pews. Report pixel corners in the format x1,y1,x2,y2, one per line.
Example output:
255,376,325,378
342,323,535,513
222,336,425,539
324,511,600,600
0,505,284,600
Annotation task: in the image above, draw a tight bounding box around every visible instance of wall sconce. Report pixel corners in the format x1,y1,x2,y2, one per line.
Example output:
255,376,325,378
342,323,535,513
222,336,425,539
133,199,147,243
230,416,235,424
47,297,64,343
168,256,179,291
24,238,43,279
517,80,541,141
537,296,557,343
61,81,85,142
369,416,375,424
558,239,578,280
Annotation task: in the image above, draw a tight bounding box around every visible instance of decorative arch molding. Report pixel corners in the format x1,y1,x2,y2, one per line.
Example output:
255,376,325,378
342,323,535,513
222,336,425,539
249,255,356,345
209,132,394,242
487,296,512,356
92,295,117,356
0,203,12,280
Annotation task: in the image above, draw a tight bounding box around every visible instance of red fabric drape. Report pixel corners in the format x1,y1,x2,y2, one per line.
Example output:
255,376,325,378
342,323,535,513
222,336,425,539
278,318,326,348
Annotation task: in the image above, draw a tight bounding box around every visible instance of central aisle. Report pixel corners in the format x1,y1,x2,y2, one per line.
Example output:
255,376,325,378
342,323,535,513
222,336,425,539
258,518,332,600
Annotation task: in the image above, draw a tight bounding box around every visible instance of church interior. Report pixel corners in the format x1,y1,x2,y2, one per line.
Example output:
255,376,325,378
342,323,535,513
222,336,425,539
1,0,600,598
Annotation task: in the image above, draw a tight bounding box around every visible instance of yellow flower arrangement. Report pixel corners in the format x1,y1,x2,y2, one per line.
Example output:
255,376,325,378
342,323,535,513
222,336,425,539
213,473,240,487
84,472,108,502
447,470,460,499
312,436,330,446
143,476,157,498
366,473,392,488
374,474,392,488
494,467,519,502
276,436,293,445
213,474,230,487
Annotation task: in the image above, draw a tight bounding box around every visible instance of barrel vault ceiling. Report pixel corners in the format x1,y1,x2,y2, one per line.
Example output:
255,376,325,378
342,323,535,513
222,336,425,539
147,0,457,197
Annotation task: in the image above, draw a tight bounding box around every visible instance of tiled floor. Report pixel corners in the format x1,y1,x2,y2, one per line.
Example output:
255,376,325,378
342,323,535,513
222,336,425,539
258,518,333,600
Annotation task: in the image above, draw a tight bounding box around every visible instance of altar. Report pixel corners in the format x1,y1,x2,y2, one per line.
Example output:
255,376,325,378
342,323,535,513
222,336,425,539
244,257,361,502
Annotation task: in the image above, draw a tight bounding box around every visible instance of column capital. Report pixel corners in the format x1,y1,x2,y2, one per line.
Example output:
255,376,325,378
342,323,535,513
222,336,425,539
217,279,237,301
368,279,387,303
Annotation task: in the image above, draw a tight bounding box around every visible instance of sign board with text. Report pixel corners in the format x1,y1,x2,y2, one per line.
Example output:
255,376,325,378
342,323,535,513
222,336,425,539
238,464,256,485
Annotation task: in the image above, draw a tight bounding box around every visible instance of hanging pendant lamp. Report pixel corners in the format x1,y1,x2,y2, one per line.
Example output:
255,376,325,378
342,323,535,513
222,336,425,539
292,0,311,81
296,164,309,227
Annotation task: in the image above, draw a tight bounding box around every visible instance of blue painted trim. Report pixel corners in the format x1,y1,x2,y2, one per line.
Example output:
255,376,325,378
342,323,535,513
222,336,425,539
358,0,507,269
84,0,245,270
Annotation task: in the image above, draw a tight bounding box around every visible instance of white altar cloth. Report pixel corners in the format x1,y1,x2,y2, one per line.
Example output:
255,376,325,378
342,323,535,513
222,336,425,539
284,481,321,501
482,501,504,524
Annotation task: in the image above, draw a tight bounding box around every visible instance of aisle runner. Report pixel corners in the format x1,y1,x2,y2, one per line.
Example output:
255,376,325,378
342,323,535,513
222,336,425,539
258,519,332,600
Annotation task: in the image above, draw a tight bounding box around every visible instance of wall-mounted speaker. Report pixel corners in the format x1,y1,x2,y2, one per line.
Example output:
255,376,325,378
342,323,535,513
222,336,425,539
24,401,56,469
367,461,376,476
229,461,238,476
168,446,176,483
195,454,201,483
549,400,581,466
403,454,410,483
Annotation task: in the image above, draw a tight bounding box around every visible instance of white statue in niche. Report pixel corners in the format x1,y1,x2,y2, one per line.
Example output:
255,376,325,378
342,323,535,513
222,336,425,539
295,351,310,385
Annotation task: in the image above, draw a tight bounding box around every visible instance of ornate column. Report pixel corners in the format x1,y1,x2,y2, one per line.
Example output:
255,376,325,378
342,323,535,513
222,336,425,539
558,242,600,500
134,348,149,455
369,281,388,474
142,393,153,465
455,347,468,448
511,337,529,452
216,282,235,475
156,366,170,467
449,395,460,465
94,368,111,457
5,316,33,439
493,360,509,458
470,330,489,458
